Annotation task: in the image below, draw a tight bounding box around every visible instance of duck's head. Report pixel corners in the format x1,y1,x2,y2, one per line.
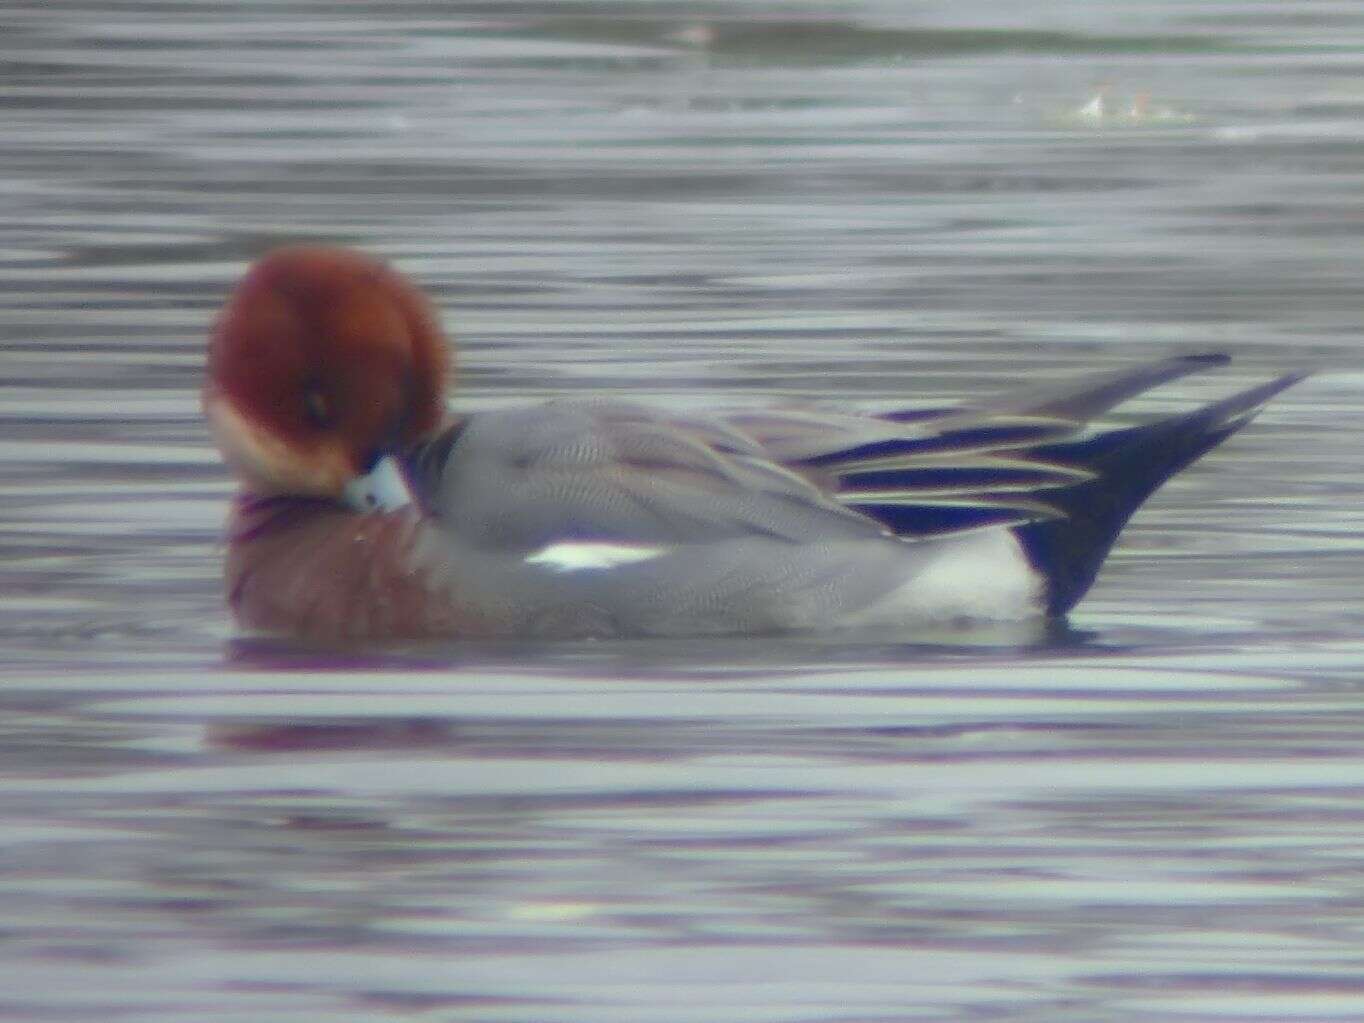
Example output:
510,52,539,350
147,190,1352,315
204,246,449,498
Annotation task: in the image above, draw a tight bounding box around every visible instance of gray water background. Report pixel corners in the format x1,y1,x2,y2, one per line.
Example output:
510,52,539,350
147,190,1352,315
2,2,1364,1019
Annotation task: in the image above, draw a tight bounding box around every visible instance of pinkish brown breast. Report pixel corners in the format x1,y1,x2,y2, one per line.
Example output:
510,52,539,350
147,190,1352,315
224,493,510,642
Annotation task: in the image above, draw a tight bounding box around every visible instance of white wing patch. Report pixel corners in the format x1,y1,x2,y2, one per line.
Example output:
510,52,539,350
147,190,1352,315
523,541,671,572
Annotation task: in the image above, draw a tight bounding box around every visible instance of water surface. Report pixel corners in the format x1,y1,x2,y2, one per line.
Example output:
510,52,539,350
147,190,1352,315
2,2,1363,1020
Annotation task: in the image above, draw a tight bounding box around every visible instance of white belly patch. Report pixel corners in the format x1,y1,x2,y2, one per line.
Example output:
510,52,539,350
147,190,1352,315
841,529,1044,627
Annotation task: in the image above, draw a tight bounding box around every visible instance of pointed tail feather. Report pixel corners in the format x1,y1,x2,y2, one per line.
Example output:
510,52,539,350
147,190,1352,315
1016,370,1306,615
883,352,1231,427
813,355,1240,472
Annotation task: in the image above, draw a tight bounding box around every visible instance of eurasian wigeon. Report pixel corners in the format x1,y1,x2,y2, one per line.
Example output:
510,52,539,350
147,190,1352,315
204,246,1302,641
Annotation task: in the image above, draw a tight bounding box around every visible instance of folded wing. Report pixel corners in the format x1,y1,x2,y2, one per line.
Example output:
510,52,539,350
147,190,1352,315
401,354,1295,554
738,353,1249,537
401,399,890,551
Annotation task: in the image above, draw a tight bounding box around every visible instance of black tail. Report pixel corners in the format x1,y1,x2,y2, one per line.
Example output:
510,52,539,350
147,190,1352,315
1016,370,1305,615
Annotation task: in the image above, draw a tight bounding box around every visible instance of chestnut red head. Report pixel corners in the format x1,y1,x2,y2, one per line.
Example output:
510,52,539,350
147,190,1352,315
204,246,450,497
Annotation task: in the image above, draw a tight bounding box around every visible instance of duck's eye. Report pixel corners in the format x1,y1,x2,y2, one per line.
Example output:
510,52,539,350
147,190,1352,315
302,388,332,427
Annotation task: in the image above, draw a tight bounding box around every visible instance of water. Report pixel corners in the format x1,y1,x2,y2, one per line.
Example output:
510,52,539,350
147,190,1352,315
2,2,1363,1019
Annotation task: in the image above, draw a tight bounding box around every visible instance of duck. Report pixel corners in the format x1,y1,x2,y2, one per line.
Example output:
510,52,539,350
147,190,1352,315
204,246,1303,641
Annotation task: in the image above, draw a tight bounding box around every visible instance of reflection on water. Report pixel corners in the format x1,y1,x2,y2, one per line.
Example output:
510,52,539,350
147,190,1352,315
2,2,1364,1020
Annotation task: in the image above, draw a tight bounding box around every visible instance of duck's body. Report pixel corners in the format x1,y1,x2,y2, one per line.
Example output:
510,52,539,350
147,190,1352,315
225,401,1043,640
206,247,1301,642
